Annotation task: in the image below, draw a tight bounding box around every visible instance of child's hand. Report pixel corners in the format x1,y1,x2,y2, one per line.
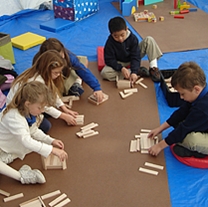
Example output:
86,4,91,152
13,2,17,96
61,113,77,125
93,90,104,103
121,67,130,79
148,128,160,139
52,148,68,162
130,73,138,85
148,140,168,156
63,108,78,117
52,139,65,149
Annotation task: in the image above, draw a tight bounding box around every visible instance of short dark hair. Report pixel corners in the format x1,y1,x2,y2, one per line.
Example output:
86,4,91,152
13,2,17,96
108,16,127,34
171,61,206,91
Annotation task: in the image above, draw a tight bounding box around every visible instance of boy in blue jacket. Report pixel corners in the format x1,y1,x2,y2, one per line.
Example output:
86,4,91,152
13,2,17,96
148,61,208,158
101,16,163,83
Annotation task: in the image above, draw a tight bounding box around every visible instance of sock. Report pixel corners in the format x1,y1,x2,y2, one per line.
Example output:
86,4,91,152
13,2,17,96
75,78,82,85
149,59,157,68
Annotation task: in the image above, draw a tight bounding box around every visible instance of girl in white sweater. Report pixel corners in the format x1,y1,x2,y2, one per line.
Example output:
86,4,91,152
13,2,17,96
0,81,68,184
7,50,79,130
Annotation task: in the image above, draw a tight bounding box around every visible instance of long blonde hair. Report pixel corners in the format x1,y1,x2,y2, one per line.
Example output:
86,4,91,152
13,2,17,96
13,50,66,95
4,81,56,118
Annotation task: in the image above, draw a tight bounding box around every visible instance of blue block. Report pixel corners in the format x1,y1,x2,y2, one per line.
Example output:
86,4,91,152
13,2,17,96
189,8,197,12
40,18,75,33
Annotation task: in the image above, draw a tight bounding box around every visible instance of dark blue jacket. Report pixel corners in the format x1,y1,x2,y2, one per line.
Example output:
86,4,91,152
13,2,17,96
104,29,141,75
165,85,208,145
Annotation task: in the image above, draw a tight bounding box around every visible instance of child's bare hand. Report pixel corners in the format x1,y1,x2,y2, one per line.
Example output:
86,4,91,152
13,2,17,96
130,73,138,84
148,128,160,139
62,113,77,125
64,108,78,117
93,90,104,103
52,148,68,162
121,67,130,79
148,144,162,156
52,139,64,149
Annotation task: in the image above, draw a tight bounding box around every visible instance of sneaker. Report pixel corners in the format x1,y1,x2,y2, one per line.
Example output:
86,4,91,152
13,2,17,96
0,149,14,164
173,144,207,158
19,165,46,184
149,67,161,82
68,82,84,96
138,66,150,77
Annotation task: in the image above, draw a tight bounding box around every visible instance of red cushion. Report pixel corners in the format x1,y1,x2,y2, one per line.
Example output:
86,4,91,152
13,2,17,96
170,144,208,168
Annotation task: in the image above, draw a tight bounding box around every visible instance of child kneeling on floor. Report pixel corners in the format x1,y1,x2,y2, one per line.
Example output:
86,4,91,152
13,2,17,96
148,61,208,158
0,81,68,184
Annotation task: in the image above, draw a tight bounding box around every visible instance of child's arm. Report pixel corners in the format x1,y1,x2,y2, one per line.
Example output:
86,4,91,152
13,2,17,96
148,122,170,139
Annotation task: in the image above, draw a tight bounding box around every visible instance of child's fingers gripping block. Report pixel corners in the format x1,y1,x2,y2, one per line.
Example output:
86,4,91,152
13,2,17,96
97,46,105,71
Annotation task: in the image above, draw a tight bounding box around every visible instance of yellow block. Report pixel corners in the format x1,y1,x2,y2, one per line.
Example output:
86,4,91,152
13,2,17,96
11,32,46,50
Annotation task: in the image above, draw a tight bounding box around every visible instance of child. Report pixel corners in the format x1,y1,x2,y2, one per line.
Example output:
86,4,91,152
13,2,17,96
7,50,79,128
33,38,104,103
0,81,68,184
148,62,208,158
101,16,163,84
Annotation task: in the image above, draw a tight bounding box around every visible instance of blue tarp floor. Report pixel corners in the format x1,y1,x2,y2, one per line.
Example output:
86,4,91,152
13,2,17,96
1,0,208,206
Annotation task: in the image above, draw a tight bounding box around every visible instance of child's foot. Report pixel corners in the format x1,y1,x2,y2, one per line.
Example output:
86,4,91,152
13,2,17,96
138,66,150,77
149,67,161,82
19,165,46,184
0,150,14,164
173,145,207,158
68,82,84,96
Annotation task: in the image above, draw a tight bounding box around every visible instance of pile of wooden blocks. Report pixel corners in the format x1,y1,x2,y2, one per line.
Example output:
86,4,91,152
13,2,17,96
119,88,138,99
129,129,158,153
138,162,164,176
61,95,80,108
88,93,109,105
76,122,99,138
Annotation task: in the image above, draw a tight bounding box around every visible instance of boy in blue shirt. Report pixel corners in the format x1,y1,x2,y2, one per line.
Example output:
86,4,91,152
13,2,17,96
101,16,163,84
148,61,208,158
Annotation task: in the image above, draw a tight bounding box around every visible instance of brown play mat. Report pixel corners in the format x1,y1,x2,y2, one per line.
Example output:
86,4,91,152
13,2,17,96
113,0,208,53
0,62,171,207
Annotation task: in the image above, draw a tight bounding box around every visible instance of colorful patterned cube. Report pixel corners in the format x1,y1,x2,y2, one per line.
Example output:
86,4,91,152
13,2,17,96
53,0,99,21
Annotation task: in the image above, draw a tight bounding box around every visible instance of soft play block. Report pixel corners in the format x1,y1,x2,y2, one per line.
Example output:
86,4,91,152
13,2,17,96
11,32,46,50
40,18,75,33
97,46,105,71
0,33,15,64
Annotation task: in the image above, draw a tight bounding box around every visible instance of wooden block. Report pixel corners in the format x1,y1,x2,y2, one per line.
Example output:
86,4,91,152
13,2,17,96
3,193,24,202
140,133,155,150
49,193,67,207
174,15,184,19
119,91,133,99
54,198,71,207
83,131,99,138
138,81,147,89
130,140,137,152
138,167,158,175
41,190,61,200
144,162,164,170
81,122,98,131
140,149,149,154
75,115,84,125
41,154,67,170
116,76,131,89
88,93,109,105
136,139,140,151
141,129,151,133
76,129,95,138
20,196,46,207
0,189,10,197
124,88,138,93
